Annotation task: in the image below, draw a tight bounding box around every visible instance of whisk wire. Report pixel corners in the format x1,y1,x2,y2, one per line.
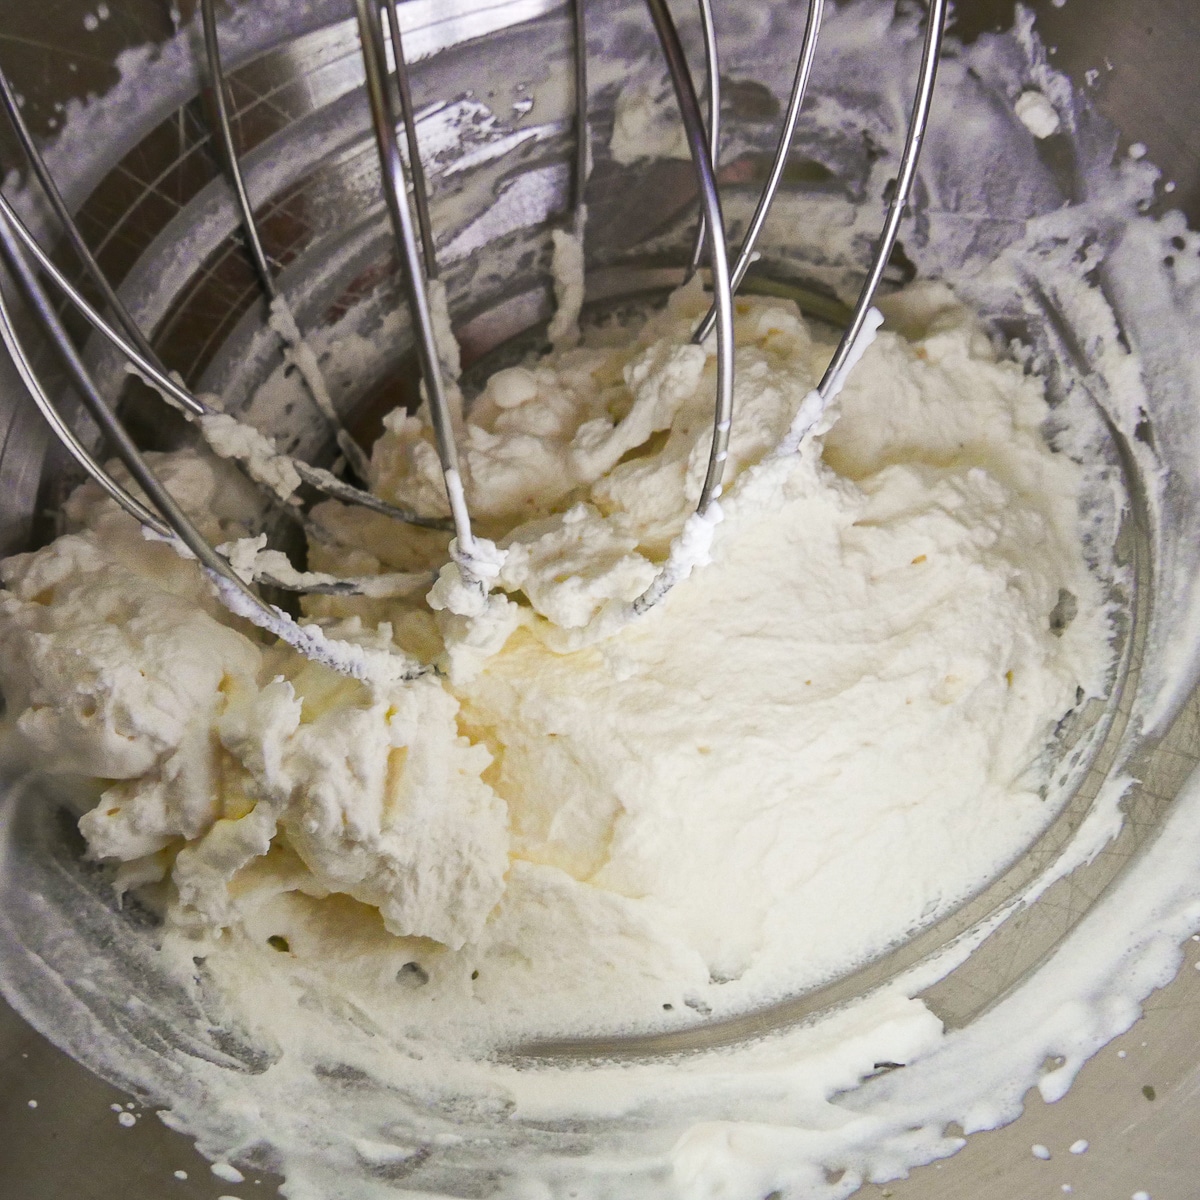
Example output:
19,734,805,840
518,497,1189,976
0,64,165,370
200,0,278,302
0,277,170,536
0,204,272,617
201,0,376,482
383,0,440,279
644,0,735,513
814,0,947,399
691,0,825,346
685,0,721,280
353,0,478,561
571,0,589,233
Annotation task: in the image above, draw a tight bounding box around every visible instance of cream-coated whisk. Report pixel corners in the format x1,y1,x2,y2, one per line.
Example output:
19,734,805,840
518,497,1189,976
0,0,945,675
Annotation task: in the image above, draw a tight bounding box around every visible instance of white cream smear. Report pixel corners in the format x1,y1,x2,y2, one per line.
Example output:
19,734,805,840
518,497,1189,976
2,1,1200,1198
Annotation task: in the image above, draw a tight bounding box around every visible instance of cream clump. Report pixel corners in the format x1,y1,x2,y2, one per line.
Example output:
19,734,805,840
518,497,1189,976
0,282,1108,1047
0,455,508,950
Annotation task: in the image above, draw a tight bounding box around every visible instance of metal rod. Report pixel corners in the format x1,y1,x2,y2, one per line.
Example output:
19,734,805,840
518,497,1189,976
200,0,278,301
0,192,450,529
0,281,170,536
644,0,734,513
354,0,476,552
201,3,372,480
686,0,721,279
382,0,439,278
0,191,206,415
571,0,589,232
815,0,947,398
289,460,451,529
693,0,824,345
0,62,165,370
0,202,273,619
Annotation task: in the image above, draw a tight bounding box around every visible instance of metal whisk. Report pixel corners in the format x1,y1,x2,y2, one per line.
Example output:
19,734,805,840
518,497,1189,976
0,0,946,679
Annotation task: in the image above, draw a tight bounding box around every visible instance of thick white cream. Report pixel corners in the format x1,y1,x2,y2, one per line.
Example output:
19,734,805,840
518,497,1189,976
0,283,1108,1055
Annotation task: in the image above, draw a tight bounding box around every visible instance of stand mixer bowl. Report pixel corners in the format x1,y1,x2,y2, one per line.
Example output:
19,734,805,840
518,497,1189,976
1,1,1198,1197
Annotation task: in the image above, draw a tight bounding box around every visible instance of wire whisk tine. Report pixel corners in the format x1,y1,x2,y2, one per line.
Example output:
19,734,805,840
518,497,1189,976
0,85,446,530
200,0,277,304
200,0,376,483
0,202,268,615
685,0,721,281
352,0,492,593
812,0,947,400
0,64,165,370
382,0,439,280
0,274,171,539
691,0,825,346
643,0,734,518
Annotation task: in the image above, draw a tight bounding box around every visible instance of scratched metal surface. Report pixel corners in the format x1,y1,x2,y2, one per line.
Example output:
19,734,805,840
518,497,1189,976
1,0,1199,1197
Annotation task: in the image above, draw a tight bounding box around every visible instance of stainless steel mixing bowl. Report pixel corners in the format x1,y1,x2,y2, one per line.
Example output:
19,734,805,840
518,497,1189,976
1,1,1198,1196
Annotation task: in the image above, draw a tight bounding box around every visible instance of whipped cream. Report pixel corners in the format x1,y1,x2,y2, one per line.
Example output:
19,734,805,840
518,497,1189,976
3,4,1187,1195
0,283,1109,1051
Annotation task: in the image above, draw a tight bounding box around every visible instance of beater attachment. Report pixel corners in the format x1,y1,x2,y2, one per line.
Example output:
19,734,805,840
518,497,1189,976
0,0,946,678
